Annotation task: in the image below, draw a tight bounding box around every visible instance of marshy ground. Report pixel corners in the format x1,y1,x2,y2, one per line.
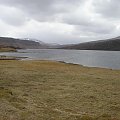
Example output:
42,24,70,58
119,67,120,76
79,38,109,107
0,60,120,120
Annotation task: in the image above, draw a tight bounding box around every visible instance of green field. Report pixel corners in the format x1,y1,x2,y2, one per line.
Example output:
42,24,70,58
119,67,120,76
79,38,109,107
0,60,120,120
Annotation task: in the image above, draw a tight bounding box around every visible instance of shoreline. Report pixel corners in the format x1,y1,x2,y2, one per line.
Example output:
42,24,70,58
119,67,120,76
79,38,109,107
1,49,120,70
0,56,119,71
0,55,28,60
21,59,120,71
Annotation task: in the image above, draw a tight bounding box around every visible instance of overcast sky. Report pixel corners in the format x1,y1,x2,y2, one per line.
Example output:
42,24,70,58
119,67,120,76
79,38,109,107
0,0,120,44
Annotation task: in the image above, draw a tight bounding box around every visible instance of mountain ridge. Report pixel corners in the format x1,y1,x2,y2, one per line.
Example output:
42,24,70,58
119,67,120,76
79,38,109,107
0,37,49,49
60,36,120,51
1,36,120,51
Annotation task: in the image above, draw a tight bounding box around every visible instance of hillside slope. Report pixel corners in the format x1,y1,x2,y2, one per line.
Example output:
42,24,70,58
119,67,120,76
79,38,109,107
61,37,120,51
0,37,49,49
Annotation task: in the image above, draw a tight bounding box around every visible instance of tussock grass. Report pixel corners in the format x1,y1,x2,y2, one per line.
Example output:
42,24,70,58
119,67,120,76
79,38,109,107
0,60,120,120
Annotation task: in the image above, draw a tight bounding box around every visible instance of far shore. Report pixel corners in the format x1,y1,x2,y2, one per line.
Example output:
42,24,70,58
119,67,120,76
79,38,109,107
0,47,17,52
0,55,27,60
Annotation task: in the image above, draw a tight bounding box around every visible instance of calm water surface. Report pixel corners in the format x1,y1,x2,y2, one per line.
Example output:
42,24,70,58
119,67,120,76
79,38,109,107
0,49,120,69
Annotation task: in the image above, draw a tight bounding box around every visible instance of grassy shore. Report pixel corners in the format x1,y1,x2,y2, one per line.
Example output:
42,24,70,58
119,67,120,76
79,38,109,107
0,47,17,52
0,60,120,120
0,56,27,60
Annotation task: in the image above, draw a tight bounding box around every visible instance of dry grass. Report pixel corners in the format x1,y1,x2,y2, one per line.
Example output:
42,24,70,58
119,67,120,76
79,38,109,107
0,47,17,52
0,60,120,120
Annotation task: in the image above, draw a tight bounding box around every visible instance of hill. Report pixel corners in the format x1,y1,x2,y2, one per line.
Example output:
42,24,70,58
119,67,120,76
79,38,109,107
0,37,49,49
61,36,120,51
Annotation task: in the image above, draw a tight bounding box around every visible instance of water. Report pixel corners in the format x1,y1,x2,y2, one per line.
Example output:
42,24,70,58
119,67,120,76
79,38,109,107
0,49,120,69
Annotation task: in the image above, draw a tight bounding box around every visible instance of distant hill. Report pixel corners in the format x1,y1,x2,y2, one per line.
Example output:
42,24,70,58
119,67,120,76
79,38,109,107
60,36,120,51
0,37,49,49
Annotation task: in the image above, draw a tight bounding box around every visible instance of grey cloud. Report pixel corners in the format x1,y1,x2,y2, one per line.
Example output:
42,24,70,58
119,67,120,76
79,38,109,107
62,12,92,26
92,0,120,19
76,20,116,34
0,0,84,22
0,5,28,26
62,9,116,35
0,0,119,44
77,24,115,34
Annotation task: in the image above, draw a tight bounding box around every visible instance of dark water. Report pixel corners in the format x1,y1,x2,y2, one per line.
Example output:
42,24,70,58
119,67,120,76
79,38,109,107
0,49,120,69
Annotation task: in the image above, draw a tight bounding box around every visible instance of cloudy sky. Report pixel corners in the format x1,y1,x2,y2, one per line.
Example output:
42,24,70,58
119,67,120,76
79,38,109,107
0,0,120,44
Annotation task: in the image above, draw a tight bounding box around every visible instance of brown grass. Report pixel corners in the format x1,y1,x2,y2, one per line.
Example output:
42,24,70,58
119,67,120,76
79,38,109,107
0,60,120,120
0,47,17,52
